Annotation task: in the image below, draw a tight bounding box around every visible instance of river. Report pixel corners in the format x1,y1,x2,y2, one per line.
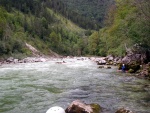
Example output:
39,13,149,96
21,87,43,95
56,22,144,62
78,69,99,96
0,58,149,113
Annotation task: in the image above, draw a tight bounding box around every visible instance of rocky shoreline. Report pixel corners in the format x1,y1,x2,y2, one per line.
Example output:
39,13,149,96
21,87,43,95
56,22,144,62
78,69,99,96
1,53,150,80
93,44,150,80
93,55,150,80
0,44,150,80
0,56,52,66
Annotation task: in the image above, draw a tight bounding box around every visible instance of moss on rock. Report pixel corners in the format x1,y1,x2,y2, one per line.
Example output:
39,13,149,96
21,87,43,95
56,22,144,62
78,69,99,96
90,103,102,113
128,69,135,73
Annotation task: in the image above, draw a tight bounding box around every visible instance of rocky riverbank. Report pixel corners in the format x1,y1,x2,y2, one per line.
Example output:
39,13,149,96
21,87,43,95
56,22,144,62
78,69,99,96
0,56,51,66
93,44,150,80
1,44,149,79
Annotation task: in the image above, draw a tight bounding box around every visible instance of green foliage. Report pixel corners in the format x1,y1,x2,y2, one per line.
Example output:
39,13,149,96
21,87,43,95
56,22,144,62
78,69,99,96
87,0,150,56
0,7,7,40
49,31,61,51
88,32,100,55
0,1,89,57
60,0,115,29
112,0,150,51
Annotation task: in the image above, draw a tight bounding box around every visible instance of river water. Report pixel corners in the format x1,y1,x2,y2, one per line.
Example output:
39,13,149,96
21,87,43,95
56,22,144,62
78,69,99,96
0,58,149,113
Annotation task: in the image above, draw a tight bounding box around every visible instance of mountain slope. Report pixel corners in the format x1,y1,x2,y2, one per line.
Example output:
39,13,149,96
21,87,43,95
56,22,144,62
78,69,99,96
87,0,150,56
0,0,88,58
60,0,115,28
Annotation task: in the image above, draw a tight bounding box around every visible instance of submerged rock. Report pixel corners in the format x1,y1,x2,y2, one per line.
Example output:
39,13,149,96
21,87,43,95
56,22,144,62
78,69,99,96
98,66,104,68
106,66,111,69
65,100,101,113
115,108,134,113
128,69,135,73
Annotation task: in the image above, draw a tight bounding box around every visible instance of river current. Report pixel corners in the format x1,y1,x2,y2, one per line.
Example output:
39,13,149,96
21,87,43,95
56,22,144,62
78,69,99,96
0,58,149,113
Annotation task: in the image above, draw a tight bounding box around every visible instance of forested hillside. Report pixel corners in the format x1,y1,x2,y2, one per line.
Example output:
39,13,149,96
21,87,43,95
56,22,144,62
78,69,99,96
0,0,89,59
60,0,115,29
88,0,150,56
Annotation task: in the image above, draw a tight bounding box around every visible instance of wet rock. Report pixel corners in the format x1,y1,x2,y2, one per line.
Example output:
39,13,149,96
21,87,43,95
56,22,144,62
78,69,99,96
14,59,19,63
128,69,134,73
114,57,122,64
122,44,150,65
97,60,106,65
115,108,134,113
127,64,140,73
106,61,113,65
95,58,106,65
113,63,117,66
105,55,122,66
6,57,14,63
116,58,122,64
98,66,104,68
122,54,142,65
106,55,114,62
106,66,111,69
65,100,101,113
118,44,150,77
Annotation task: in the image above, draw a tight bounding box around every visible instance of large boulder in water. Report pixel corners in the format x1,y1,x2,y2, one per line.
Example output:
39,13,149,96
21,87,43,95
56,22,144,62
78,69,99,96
122,54,141,65
120,44,150,73
65,100,102,113
122,44,150,65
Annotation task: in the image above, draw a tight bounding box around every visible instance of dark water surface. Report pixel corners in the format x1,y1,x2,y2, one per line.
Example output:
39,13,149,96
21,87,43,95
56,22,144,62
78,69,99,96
0,58,149,113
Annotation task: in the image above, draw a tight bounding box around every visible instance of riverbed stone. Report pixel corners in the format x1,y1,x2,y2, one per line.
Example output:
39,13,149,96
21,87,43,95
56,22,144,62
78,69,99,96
14,59,19,63
128,69,134,73
106,55,114,61
106,66,111,69
6,57,14,63
115,108,134,113
99,66,104,68
65,100,101,113
96,59,106,65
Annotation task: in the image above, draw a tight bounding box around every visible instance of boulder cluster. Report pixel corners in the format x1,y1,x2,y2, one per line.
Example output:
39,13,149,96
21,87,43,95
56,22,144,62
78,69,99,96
65,100,134,113
0,57,47,65
94,44,150,79
119,44,150,79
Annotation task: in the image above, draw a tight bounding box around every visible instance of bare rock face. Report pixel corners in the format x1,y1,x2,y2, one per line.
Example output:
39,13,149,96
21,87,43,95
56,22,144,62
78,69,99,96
115,108,135,113
122,44,150,65
65,100,101,113
120,44,150,74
